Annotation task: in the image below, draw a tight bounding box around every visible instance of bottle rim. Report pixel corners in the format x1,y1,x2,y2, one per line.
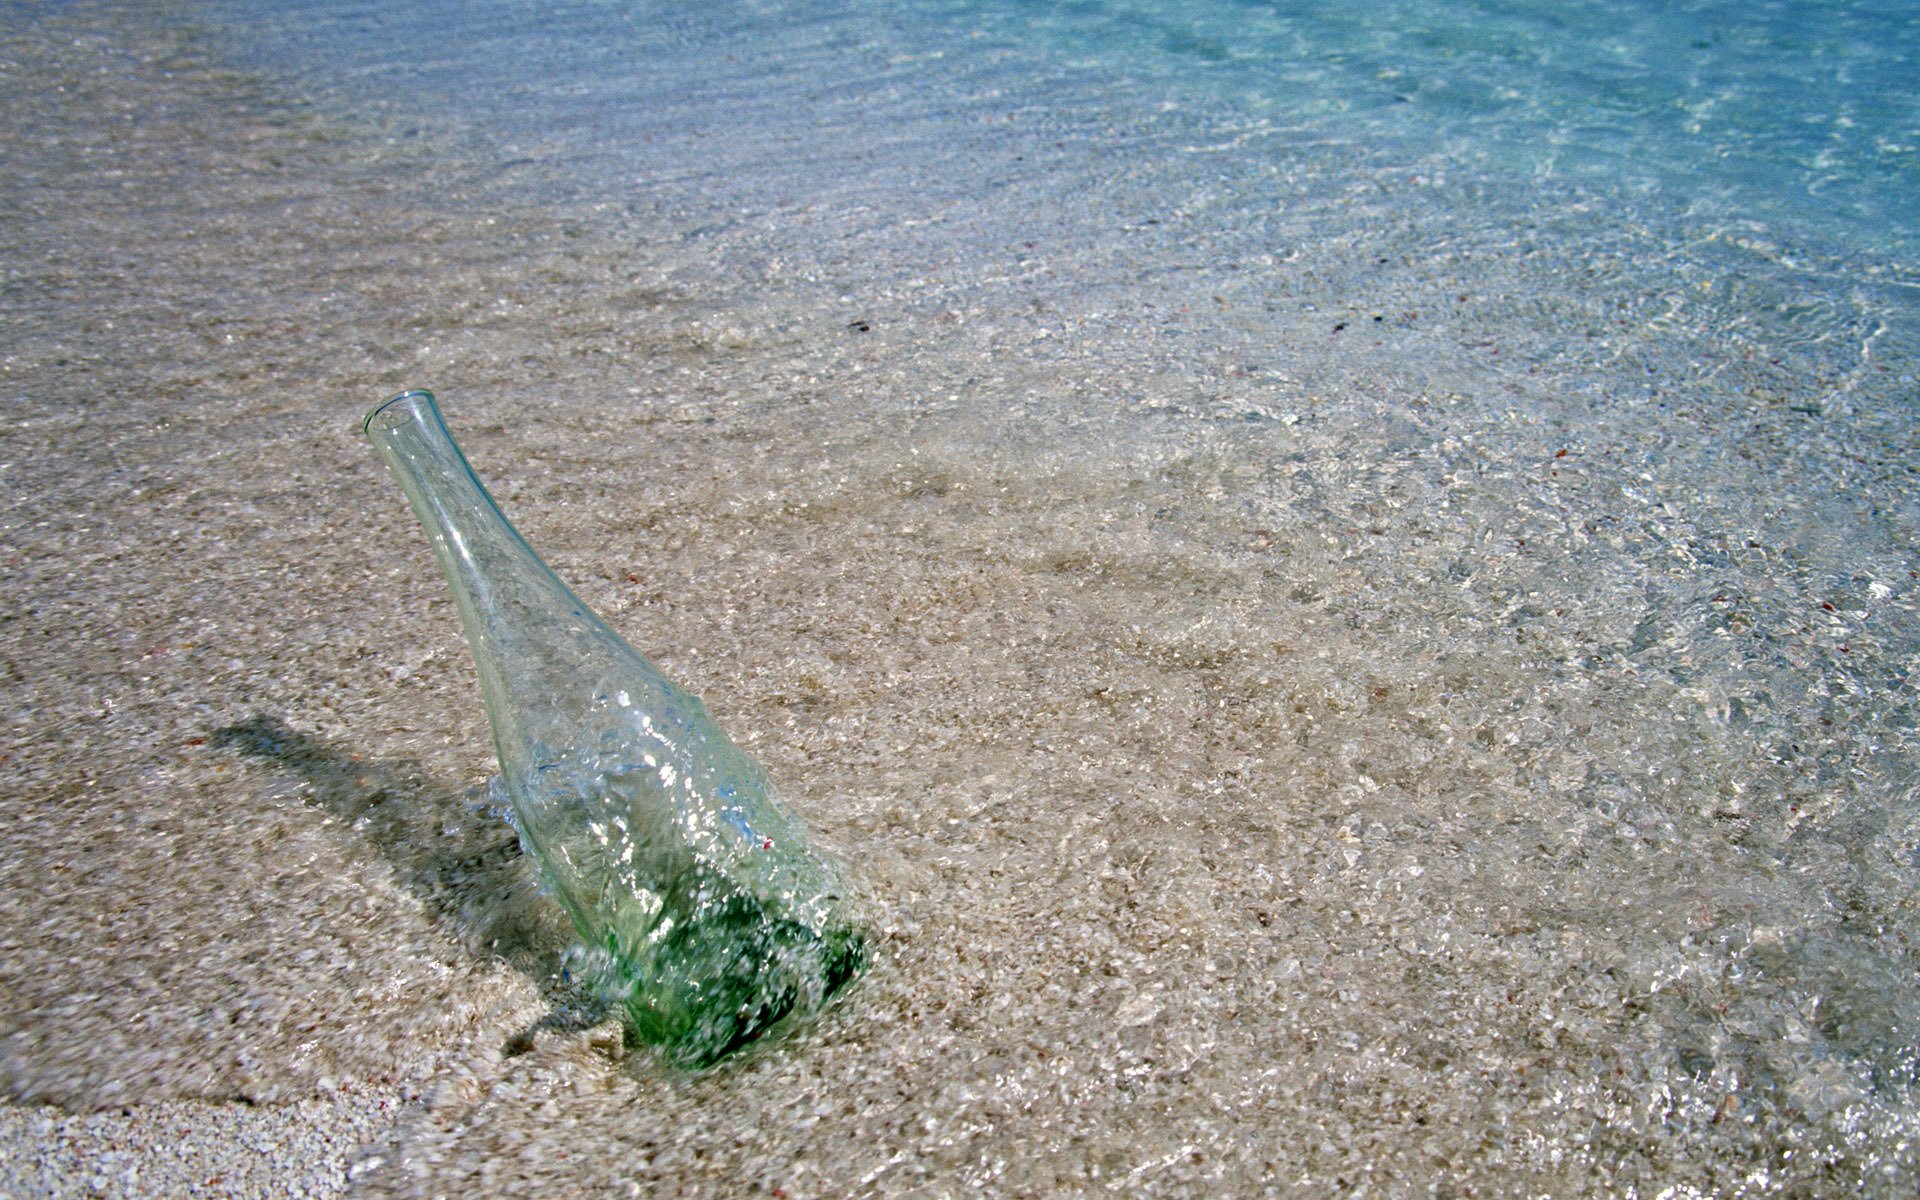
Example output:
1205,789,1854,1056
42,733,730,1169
363,389,436,436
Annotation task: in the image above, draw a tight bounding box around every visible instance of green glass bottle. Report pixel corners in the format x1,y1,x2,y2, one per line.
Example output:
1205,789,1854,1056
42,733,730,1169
364,389,865,1068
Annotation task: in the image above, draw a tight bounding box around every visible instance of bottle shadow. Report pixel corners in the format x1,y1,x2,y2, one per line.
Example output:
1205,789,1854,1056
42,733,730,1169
211,715,612,1052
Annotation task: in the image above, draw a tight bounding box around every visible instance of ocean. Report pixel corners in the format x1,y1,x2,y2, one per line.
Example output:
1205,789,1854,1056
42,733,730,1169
3,0,1917,1194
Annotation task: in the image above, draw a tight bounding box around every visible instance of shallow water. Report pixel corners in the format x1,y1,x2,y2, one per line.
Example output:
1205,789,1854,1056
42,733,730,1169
2,0,1917,1196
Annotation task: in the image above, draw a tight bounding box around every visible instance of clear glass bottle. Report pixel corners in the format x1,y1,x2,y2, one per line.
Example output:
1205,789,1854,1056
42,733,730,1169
364,389,865,1068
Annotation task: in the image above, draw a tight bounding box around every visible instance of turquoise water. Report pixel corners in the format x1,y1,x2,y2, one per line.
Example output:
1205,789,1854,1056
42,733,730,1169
211,0,1920,265
996,0,1920,251
204,0,1918,445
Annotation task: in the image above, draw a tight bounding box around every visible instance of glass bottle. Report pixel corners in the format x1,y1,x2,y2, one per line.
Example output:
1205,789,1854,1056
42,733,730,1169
363,389,865,1068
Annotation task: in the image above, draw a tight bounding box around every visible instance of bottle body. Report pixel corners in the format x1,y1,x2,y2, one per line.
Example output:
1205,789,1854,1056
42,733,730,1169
364,390,864,1067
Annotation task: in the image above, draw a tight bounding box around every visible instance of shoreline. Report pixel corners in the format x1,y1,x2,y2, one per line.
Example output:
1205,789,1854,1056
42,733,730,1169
0,1092,403,1198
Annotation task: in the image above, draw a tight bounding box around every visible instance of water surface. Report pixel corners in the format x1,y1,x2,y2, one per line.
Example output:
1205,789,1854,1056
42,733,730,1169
6,0,1916,1194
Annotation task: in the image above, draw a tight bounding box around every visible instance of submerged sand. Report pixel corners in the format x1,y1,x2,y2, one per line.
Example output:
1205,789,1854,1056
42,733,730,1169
3,2,1918,1197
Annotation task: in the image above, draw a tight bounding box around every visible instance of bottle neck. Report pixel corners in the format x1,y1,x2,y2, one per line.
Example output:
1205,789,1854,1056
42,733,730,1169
365,390,553,631
364,390,619,759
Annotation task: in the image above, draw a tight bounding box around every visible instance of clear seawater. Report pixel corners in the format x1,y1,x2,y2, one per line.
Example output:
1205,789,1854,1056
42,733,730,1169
166,0,1920,1193
204,0,1920,260
197,0,1919,482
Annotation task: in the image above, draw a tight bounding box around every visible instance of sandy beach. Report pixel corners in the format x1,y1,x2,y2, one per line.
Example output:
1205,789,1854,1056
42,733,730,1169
4,1,1918,1196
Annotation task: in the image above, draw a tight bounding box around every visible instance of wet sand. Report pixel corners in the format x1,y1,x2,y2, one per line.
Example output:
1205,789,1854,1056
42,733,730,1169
4,2,1918,1197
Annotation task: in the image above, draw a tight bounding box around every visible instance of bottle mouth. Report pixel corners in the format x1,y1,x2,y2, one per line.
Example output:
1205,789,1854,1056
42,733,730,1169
364,389,436,436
